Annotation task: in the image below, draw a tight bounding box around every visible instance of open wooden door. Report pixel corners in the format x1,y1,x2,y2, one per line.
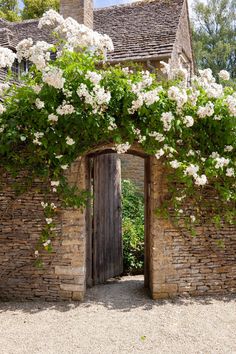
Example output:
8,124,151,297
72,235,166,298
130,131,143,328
89,153,123,285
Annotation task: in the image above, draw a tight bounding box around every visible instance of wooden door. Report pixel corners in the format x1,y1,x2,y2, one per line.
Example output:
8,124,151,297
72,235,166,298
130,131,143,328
92,154,123,284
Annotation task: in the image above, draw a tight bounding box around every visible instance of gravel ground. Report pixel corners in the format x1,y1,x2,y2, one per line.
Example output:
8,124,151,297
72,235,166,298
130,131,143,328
0,275,235,354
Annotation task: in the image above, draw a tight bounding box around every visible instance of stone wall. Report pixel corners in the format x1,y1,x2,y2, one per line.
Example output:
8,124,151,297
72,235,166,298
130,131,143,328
60,0,93,29
170,0,194,74
0,158,87,301
119,154,144,192
0,150,235,301
149,157,236,299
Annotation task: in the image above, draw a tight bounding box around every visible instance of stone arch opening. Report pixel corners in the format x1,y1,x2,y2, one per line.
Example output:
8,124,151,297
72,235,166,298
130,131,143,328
85,146,152,292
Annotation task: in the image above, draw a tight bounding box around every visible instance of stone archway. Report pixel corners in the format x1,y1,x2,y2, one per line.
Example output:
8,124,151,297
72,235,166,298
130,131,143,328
85,149,150,290
40,143,181,301
60,147,236,300
81,143,166,298
1,143,235,301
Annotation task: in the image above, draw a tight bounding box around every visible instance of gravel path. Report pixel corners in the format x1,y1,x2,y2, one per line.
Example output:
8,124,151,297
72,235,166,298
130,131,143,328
0,275,235,354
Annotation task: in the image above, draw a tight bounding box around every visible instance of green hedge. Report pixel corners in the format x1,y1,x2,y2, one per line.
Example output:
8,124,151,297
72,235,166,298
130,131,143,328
121,179,145,274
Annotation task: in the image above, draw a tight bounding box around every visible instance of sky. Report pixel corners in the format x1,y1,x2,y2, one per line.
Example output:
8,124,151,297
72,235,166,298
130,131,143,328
19,0,196,12
93,0,195,9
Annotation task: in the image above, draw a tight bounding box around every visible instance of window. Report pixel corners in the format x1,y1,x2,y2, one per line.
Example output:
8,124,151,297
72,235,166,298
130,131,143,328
11,59,30,78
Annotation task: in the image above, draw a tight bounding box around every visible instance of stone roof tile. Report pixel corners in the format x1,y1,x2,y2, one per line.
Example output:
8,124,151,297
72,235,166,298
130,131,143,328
94,0,184,61
0,0,184,61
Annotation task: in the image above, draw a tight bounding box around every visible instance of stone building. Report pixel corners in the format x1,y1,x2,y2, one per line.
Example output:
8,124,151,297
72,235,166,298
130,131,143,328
0,0,194,189
0,0,235,301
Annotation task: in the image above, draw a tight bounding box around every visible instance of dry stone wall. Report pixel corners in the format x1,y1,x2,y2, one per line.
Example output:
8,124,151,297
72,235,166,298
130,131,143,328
149,157,236,299
119,155,144,192
0,151,235,301
60,0,93,29
0,158,86,301
170,0,194,73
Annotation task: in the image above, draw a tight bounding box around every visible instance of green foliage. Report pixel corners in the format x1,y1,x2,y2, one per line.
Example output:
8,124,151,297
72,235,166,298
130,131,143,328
0,0,59,21
122,179,144,274
21,0,59,20
0,0,20,21
0,0,18,12
192,0,236,79
0,19,235,256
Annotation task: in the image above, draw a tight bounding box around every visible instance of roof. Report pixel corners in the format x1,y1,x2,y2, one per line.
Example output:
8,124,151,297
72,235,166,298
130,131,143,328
94,0,185,61
0,0,185,62
0,18,50,47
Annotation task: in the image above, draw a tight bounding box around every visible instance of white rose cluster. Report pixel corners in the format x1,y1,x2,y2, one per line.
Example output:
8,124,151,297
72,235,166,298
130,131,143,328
16,38,33,62
0,83,9,96
85,71,102,85
42,66,65,89
197,68,215,86
188,88,200,106
35,98,45,109
193,69,224,99
128,88,160,114
197,102,214,118
160,112,175,131
132,128,146,144
38,9,64,29
32,84,42,94
33,132,44,145
170,160,181,169
155,149,165,159
184,164,208,186
56,101,75,115
113,142,131,154
224,145,233,152
182,115,194,127
214,157,230,169
149,131,165,142
107,118,117,131
168,86,187,109
66,136,75,146
225,94,236,117
226,168,235,177
172,67,188,84
16,39,52,70
205,83,223,99
0,47,16,68
48,113,58,123
218,70,230,81
160,61,171,75
49,180,59,192
77,83,111,113
128,73,161,114
185,164,199,177
38,10,114,54
0,104,6,115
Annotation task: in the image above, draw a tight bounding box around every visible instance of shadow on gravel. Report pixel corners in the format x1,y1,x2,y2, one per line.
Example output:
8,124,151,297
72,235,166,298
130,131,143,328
0,276,235,314
83,277,236,312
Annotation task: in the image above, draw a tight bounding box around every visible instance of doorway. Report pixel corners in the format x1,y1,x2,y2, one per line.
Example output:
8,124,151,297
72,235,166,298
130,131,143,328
86,151,150,290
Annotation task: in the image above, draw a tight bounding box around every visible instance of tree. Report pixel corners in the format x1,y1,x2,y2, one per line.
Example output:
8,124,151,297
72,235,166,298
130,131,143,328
0,0,20,21
192,0,236,79
21,0,59,20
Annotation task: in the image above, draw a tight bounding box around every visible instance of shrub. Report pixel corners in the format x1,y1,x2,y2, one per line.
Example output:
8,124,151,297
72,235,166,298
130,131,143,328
121,179,145,274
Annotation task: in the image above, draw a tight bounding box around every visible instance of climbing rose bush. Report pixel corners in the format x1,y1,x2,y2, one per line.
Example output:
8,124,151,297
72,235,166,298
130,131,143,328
0,10,235,256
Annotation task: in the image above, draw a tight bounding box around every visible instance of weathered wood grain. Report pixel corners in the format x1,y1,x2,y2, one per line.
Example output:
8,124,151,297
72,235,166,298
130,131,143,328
92,154,123,284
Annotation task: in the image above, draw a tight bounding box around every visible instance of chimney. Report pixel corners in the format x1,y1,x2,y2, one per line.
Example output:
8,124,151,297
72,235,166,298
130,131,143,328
60,0,94,29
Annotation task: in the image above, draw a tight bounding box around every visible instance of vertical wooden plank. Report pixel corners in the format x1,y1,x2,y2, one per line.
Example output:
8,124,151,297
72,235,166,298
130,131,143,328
115,156,123,275
92,153,123,284
106,155,112,280
86,157,93,287
144,156,150,289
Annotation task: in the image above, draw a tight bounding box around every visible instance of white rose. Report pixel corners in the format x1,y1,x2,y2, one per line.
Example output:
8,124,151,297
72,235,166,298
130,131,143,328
218,70,230,81
66,136,75,146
